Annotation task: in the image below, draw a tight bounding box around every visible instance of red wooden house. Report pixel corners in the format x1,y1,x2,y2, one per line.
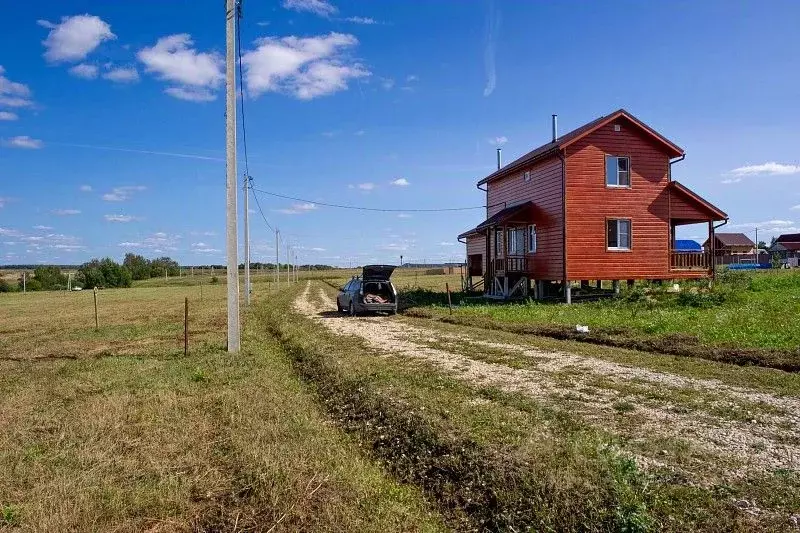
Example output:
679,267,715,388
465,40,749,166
458,109,728,302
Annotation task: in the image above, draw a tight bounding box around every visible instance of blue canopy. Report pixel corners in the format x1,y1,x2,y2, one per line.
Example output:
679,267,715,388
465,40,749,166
675,239,702,251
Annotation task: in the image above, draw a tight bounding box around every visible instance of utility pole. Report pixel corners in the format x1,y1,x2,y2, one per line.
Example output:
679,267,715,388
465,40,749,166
243,174,251,305
23,271,26,293
225,0,241,352
275,229,280,289
286,243,291,283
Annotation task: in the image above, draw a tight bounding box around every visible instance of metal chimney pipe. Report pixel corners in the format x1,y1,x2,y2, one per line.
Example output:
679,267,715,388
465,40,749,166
552,114,558,142
496,148,502,170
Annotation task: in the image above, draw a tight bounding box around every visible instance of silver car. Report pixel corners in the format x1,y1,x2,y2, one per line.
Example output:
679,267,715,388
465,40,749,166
337,265,398,316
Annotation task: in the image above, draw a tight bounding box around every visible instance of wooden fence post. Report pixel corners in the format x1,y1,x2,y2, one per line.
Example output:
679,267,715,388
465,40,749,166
93,287,99,330
184,297,189,356
446,283,453,315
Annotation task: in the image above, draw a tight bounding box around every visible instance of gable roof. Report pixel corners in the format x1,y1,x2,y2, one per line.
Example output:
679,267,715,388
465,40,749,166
669,181,728,221
714,233,755,247
776,233,800,243
477,109,684,186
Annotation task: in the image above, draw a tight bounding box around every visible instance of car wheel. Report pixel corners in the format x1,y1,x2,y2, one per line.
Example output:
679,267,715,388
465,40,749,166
348,302,356,317
336,298,343,313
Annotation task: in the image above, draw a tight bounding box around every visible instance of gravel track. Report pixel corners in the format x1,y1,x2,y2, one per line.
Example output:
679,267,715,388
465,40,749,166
294,282,800,478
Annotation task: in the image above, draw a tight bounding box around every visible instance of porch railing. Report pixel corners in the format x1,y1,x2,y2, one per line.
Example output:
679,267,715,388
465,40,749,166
670,251,710,270
494,255,529,273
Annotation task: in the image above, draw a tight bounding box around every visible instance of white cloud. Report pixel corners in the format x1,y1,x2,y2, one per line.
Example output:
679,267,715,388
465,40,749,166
242,32,369,100
283,0,337,17
52,209,81,216
104,214,139,223
102,185,146,202
118,241,141,247
348,182,375,191
276,202,318,214
33,225,53,230
38,15,115,63
439,242,455,246
354,129,365,136
0,227,21,237
345,16,377,24
3,136,43,149
0,111,18,121
103,66,140,83
791,205,800,211
119,232,180,251
483,2,500,97
380,77,395,90
164,86,216,102
69,63,98,79
397,213,412,219
406,74,418,83
191,241,220,253
390,178,409,187
725,162,800,183
488,136,507,146
80,184,92,192
0,66,33,108
256,21,271,27
138,34,223,101
0,197,8,208
321,130,339,137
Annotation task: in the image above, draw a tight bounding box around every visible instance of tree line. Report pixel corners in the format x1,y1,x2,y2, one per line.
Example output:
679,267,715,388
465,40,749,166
0,254,181,292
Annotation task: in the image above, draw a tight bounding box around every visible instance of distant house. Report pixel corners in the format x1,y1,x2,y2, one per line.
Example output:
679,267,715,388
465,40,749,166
703,233,755,256
458,109,727,302
674,239,702,252
770,233,800,266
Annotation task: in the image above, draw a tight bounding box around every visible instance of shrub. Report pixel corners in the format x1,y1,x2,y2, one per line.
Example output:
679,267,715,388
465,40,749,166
78,258,133,289
675,290,727,308
717,269,753,291
0,278,14,292
210,276,219,284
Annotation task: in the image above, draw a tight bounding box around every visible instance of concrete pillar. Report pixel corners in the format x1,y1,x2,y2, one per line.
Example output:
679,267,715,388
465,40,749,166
565,281,572,304
613,280,620,295
596,280,602,289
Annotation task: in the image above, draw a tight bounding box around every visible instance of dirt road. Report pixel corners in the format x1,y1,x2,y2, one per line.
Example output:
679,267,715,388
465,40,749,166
294,282,800,482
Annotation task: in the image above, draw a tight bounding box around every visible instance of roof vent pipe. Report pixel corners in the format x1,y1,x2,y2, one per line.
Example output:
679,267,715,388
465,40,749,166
496,148,502,170
552,114,558,143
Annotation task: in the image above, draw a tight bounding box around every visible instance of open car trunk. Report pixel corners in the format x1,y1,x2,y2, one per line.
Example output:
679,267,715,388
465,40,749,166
362,281,396,304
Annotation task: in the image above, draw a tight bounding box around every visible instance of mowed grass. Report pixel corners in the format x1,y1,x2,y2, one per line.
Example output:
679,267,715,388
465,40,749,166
0,284,226,360
0,285,445,531
414,270,800,351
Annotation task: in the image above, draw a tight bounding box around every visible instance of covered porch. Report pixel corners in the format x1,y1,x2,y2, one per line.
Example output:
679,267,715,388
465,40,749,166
668,181,728,276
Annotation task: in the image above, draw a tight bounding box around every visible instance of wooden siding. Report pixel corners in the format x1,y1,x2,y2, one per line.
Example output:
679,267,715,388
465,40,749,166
670,190,711,221
486,157,564,280
565,119,672,280
466,234,486,274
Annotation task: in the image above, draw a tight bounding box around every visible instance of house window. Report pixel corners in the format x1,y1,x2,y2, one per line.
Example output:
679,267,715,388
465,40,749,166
607,219,631,250
523,171,531,182
507,228,524,255
605,155,630,187
495,229,503,255
528,224,537,253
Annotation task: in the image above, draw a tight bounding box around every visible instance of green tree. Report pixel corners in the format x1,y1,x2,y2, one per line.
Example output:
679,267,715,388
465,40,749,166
32,266,67,290
757,240,767,250
150,256,180,278
78,258,133,289
0,278,15,292
123,253,151,280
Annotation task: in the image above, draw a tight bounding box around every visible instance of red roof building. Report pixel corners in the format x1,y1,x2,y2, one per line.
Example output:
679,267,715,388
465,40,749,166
459,109,727,302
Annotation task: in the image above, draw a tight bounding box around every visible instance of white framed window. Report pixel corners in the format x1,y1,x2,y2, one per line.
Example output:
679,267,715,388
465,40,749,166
528,224,537,253
495,229,503,255
523,170,531,182
605,155,630,187
607,219,631,250
506,228,525,255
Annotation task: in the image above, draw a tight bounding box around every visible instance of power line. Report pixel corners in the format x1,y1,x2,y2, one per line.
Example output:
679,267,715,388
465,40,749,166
251,182,275,231
250,187,499,212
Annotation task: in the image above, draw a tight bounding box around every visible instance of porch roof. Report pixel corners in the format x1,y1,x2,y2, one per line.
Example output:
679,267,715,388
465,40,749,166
670,181,728,224
458,201,537,239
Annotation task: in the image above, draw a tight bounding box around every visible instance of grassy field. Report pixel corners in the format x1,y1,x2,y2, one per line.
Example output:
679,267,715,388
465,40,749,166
407,270,800,353
0,285,445,531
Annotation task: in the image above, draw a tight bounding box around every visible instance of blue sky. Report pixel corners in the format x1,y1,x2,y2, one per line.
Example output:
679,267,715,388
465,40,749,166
1,0,799,266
